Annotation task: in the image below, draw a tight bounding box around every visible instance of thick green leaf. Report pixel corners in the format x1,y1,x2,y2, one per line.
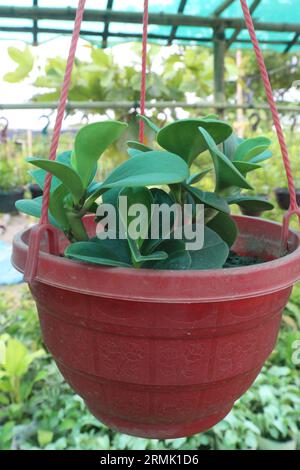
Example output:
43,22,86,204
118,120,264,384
184,184,230,214
197,127,252,191
250,149,272,164
49,184,71,231
143,240,191,270
102,151,189,189
233,137,271,162
118,186,153,248
233,161,261,176
137,114,160,133
188,226,229,269
86,181,102,197
127,236,168,267
127,140,152,158
186,168,212,185
150,188,175,206
74,121,127,187
102,187,122,206
65,239,132,268
15,197,59,227
223,132,243,161
127,148,143,158
91,236,131,264
141,189,176,254
127,141,152,152
27,158,85,204
29,151,72,191
227,195,274,212
207,212,238,247
157,118,232,166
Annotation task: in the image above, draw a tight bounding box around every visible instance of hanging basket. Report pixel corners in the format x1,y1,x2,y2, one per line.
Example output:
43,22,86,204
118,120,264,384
12,215,300,438
11,0,300,439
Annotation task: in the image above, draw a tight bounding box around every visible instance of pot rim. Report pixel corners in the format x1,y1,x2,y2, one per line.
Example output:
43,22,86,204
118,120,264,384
12,215,300,303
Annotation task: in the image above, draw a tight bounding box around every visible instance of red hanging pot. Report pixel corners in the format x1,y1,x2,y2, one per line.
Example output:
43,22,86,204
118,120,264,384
12,215,300,439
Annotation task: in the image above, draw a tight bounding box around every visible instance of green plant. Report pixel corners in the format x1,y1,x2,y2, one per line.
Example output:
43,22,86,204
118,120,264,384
0,334,45,405
17,115,274,270
0,141,29,191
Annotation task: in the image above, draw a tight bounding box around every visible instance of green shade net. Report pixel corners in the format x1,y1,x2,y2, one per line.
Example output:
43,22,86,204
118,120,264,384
0,0,299,52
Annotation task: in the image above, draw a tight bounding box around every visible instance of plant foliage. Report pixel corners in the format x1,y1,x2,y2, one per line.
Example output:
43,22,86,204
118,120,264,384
17,115,273,270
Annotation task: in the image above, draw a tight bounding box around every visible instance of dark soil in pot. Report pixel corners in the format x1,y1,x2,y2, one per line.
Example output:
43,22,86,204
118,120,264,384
224,251,265,268
29,183,43,199
0,187,25,213
275,187,300,210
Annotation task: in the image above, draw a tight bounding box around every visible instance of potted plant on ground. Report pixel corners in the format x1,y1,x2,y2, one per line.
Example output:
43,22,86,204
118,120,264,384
0,142,27,214
13,116,300,439
274,187,300,211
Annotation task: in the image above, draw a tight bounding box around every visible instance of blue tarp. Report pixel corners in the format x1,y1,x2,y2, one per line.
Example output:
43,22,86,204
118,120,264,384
0,240,23,285
0,1,299,52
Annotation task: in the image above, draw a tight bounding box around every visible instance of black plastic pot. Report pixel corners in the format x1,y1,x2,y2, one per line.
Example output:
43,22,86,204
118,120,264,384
29,183,43,199
274,188,300,210
0,187,25,214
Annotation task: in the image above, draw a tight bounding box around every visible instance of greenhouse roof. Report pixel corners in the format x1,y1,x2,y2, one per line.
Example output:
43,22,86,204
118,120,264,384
1,1,300,52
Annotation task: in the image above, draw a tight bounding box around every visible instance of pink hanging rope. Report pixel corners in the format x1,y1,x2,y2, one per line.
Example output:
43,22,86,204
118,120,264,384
40,0,87,224
239,0,300,249
139,0,149,143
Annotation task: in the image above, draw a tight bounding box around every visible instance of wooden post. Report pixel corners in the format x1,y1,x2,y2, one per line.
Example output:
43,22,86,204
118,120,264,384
213,26,226,117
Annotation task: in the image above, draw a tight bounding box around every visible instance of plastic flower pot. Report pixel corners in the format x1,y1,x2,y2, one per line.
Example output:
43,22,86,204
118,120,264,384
29,183,43,200
12,215,300,439
275,188,300,211
0,187,25,213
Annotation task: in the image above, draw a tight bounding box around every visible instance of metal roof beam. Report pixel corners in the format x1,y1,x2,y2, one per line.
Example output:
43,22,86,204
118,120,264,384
33,0,38,45
102,0,114,49
0,26,298,47
226,0,261,49
167,0,188,45
1,7,300,34
213,0,236,17
283,32,300,54
0,101,299,113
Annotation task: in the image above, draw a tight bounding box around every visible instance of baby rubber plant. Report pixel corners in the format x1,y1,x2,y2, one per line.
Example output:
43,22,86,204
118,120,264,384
17,117,274,270
17,120,191,268
124,114,274,264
